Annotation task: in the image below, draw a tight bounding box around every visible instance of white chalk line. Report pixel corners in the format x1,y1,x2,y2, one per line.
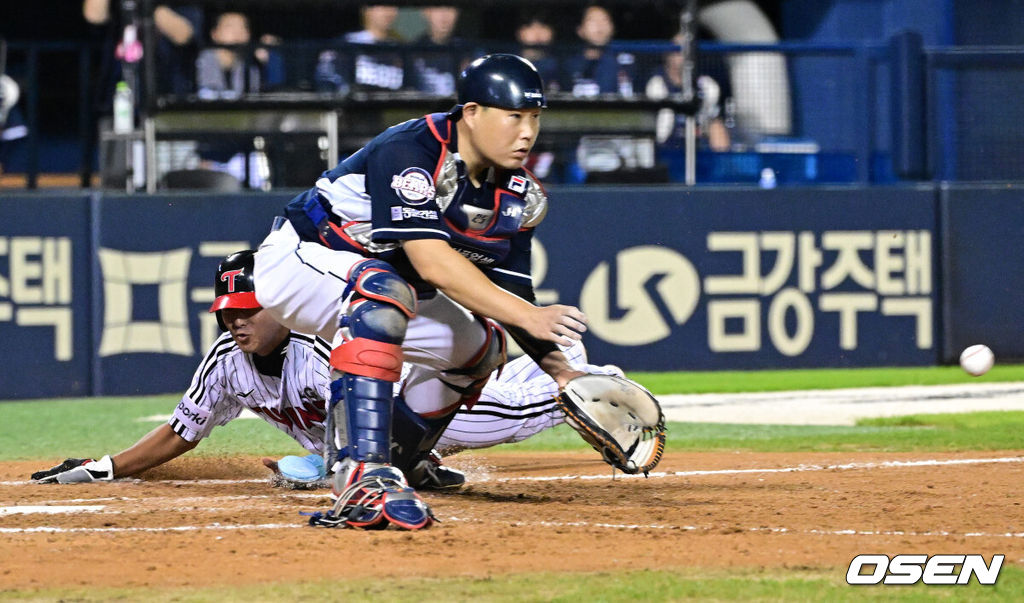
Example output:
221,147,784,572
0,493,329,517
0,478,268,487
0,503,318,516
0,505,107,516
2,455,1022,537
4,455,1022,490
14,492,327,506
3,517,1023,540
491,455,1024,483
0,523,302,534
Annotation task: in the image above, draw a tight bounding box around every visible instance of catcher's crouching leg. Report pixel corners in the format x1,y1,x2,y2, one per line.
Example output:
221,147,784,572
392,397,467,490
309,260,433,530
558,374,667,476
392,316,507,490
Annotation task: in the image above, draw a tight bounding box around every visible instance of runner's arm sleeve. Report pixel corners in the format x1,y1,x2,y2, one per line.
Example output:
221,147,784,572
170,341,243,442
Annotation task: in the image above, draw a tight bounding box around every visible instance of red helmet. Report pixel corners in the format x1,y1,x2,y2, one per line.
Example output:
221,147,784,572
209,250,259,329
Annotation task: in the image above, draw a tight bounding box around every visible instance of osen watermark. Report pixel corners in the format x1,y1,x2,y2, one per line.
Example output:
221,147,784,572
846,554,1004,585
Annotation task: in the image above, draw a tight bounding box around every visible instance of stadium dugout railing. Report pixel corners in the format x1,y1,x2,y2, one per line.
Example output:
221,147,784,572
135,37,896,189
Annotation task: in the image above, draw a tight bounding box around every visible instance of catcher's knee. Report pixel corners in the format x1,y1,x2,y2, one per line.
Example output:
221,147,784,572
455,317,507,381
344,259,417,332
332,260,417,381
439,317,507,408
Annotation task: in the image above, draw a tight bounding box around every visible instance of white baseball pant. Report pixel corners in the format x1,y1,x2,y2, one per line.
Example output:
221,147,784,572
254,220,489,417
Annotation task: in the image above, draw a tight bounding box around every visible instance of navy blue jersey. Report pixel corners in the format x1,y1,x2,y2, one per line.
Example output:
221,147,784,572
283,112,547,295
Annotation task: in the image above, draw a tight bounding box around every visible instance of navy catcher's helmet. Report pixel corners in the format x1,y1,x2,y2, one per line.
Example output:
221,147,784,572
457,53,547,109
209,249,259,329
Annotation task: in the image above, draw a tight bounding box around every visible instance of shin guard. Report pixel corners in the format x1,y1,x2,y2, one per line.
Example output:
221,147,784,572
331,374,393,464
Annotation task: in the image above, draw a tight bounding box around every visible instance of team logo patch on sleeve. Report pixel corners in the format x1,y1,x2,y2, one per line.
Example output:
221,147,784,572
507,175,528,194
390,167,436,205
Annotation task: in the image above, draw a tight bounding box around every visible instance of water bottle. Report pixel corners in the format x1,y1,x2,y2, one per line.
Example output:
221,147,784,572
759,167,777,189
113,81,133,134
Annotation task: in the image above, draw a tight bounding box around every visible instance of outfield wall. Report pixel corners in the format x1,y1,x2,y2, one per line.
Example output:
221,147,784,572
1,184,1020,398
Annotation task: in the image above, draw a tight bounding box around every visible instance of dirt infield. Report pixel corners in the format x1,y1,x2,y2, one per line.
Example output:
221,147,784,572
2,450,1021,590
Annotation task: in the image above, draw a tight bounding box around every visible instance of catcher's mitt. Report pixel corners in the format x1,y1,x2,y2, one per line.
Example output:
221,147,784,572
558,374,666,475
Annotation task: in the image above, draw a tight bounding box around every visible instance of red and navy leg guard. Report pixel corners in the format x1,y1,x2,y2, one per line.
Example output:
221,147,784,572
330,374,394,464
345,259,417,318
391,395,458,473
329,336,403,465
330,338,403,382
330,260,416,466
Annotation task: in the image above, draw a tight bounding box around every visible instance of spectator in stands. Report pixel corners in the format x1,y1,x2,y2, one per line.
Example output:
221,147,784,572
510,12,561,179
193,12,284,189
645,32,731,152
316,4,404,93
516,12,560,93
563,3,636,97
82,0,202,98
347,4,401,45
696,0,791,138
0,68,28,175
410,6,466,96
196,12,285,99
82,1,202,190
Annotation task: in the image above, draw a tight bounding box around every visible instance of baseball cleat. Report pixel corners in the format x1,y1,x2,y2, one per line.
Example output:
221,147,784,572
313,461,434,530
407,449,466,490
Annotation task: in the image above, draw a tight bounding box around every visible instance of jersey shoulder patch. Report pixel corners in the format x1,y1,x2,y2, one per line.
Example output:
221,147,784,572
390,166,436,205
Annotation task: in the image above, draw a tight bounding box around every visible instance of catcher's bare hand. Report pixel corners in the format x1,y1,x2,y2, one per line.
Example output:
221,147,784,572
526,304,587,347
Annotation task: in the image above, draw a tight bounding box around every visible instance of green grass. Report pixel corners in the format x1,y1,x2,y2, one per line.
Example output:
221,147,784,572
495,410,1024,454
4,566,1022,602
0,395,305,461
3,365,1023,461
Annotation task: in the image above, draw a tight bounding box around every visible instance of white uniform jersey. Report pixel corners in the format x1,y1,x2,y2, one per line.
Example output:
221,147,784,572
169,332,332,455
170,334,621,456
437,341,624,451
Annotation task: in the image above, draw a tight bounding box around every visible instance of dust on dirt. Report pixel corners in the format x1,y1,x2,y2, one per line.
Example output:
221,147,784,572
2,450,1021,589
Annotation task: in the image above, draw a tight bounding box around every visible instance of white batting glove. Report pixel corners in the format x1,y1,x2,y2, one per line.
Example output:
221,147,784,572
31,455,115,483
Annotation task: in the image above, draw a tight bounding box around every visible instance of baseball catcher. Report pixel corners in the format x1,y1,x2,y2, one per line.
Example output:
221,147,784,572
558,374,666,475
31,250,649,497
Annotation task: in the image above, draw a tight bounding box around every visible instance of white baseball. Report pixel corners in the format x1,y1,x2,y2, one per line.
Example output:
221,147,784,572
959,344,995,377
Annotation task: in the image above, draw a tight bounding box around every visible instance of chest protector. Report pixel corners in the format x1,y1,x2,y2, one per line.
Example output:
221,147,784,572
425,113,547,267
